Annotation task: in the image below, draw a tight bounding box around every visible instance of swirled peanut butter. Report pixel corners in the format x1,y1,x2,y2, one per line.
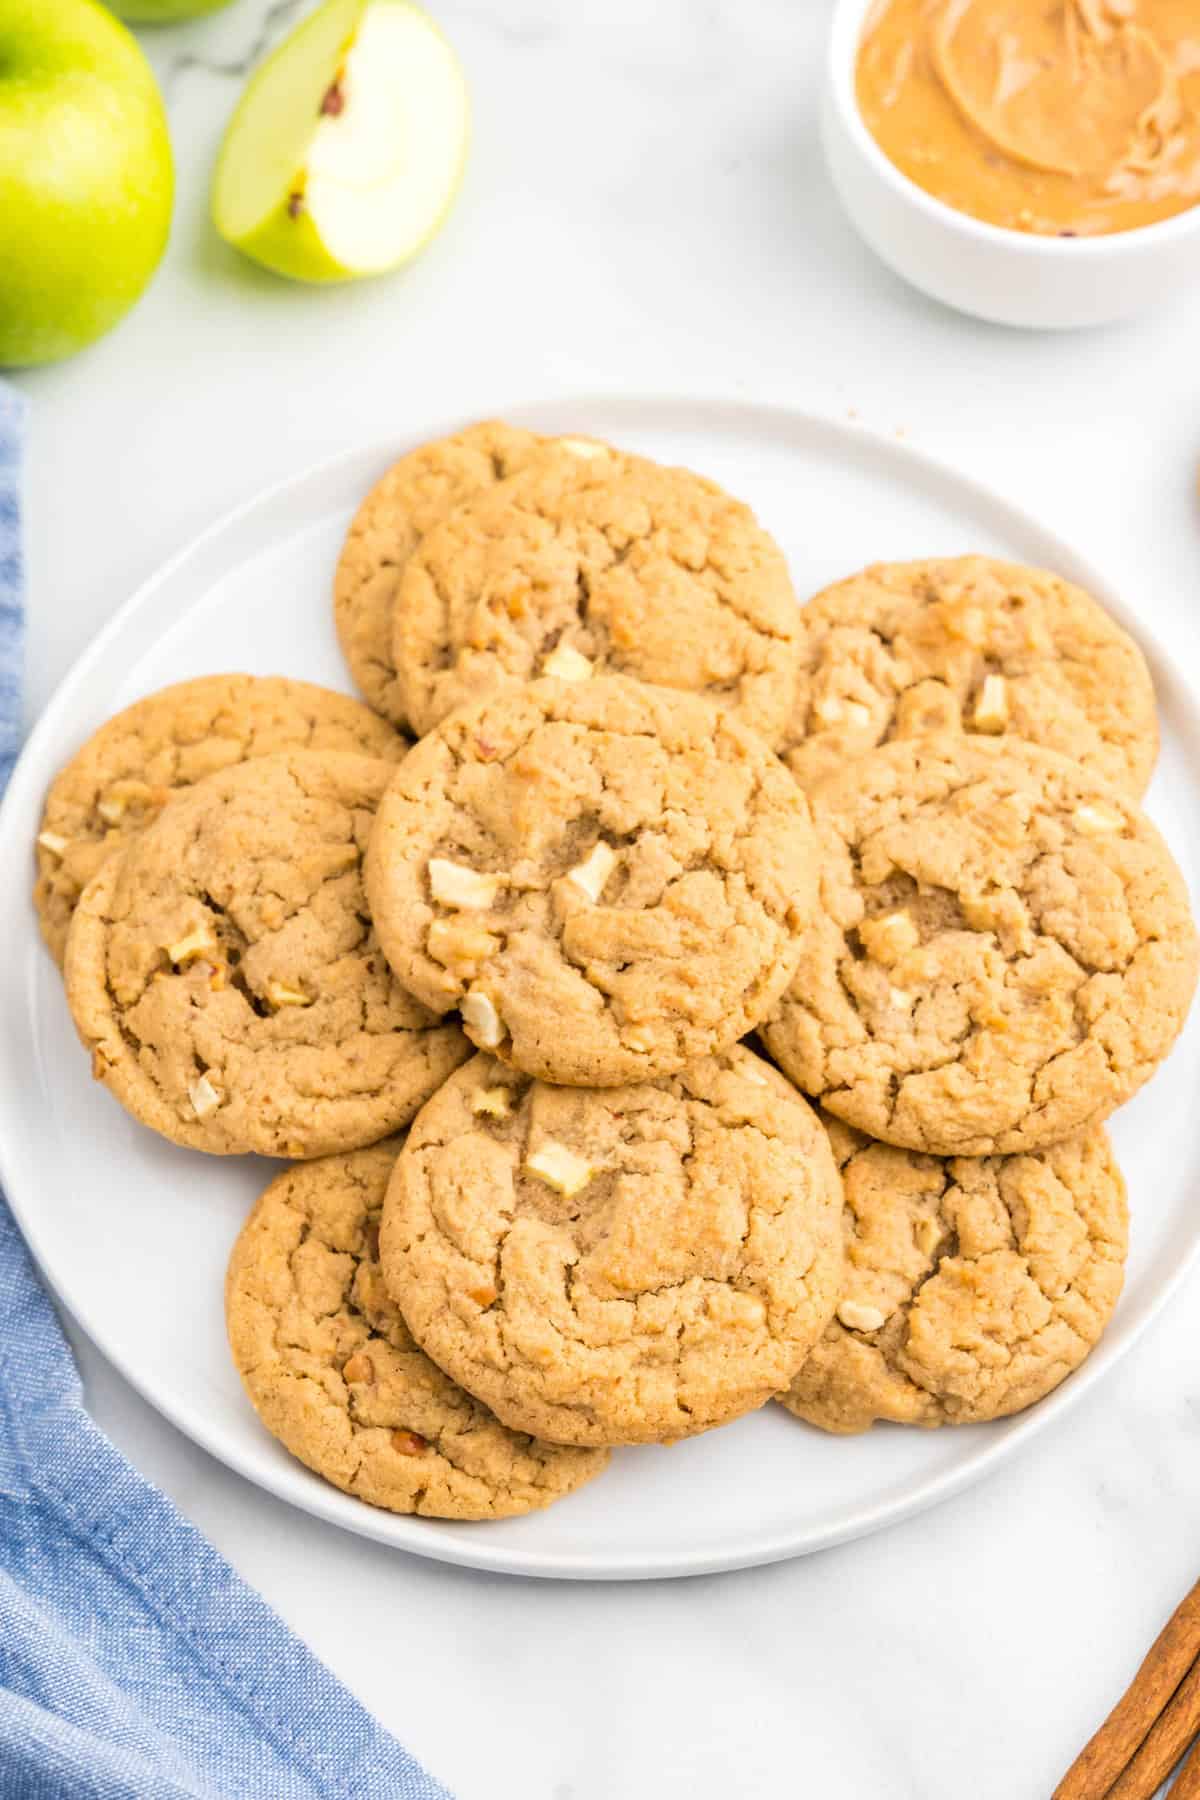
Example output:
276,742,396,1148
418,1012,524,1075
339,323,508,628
857,0,1200,235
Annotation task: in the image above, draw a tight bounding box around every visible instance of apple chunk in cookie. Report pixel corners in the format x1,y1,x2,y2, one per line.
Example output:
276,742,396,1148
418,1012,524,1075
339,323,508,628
365,677,822,1086
380,1049,845,1447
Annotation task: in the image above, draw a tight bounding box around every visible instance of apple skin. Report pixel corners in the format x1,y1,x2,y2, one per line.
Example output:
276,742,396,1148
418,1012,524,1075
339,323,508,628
231,205,362,288
0,0,174,367
108,0,234,20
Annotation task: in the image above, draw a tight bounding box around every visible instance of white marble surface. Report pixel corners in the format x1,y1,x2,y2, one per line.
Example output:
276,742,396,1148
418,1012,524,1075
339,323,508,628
12,1,1200,1794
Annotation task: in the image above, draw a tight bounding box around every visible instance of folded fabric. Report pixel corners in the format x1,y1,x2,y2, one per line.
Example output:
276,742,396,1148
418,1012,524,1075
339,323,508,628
0,383,451,1800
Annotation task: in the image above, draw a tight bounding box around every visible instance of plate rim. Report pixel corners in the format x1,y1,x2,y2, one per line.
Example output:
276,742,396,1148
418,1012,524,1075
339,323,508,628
3,391,1198,1581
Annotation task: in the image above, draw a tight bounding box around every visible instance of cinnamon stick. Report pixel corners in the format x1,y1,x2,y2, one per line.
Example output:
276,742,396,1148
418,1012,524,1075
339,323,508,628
1167,1726,1200,1799
1053,1577,1200,1799
1105,1654,1200,1800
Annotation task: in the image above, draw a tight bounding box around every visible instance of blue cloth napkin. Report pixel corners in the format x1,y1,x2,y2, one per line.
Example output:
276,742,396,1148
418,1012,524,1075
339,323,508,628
0,388,451,1800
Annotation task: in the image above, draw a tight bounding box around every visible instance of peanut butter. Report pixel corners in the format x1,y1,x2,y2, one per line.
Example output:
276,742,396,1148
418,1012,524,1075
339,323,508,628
857,0,1200,236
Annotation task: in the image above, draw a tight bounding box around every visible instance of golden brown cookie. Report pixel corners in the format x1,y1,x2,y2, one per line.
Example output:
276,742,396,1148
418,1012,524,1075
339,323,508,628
365,678,821,1086
34,674,406,968
382,1049,844,1447
64,751,468,1158
334,419,551,725
227,1143,608,1518
780,1116,1127,1432
392,449,800,744
783,557,1158,794
762,735,1198,1155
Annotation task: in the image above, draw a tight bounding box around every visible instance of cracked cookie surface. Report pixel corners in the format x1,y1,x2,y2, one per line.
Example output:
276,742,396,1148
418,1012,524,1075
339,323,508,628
64,750,469,1157
762,735,1198,1155
392,449,800,743
381,1049,844,1446
226,1142,607,1518
782,557,1158,794
365,678,821,1085
780,1116,1127,1432
334,419,550,725
35,674,406,969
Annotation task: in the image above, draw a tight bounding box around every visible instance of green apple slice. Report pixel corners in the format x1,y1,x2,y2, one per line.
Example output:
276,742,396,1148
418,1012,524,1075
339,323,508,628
211,0,469,284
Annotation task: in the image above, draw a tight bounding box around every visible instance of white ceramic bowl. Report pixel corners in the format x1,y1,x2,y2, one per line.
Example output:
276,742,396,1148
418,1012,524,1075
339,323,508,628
822,0,1200,330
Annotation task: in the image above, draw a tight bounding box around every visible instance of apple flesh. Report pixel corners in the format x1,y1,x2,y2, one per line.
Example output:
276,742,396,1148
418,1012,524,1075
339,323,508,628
0,0,173,367
212,0,469,283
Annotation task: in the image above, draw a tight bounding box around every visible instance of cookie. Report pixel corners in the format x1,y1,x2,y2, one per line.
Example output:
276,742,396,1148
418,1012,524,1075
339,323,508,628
334,419,551,724
381,1049,844,1447
761,735,1198,1155
392,448,800,744
65,751,469,1157
226,1143,608,1518
783,557,1158,795
365,678,820,1086
34,674,406,968
780,1117,1127,1432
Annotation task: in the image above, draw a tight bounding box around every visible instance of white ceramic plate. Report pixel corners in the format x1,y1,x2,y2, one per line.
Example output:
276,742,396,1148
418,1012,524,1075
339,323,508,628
3,396,1198,1582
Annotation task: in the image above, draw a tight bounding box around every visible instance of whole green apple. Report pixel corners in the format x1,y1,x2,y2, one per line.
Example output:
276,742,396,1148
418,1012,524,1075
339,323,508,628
0,0,174,367
109,1,234,19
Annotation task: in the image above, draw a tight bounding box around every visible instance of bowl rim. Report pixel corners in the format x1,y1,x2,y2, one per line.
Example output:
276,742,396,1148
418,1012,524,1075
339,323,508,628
827,0,1200,258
